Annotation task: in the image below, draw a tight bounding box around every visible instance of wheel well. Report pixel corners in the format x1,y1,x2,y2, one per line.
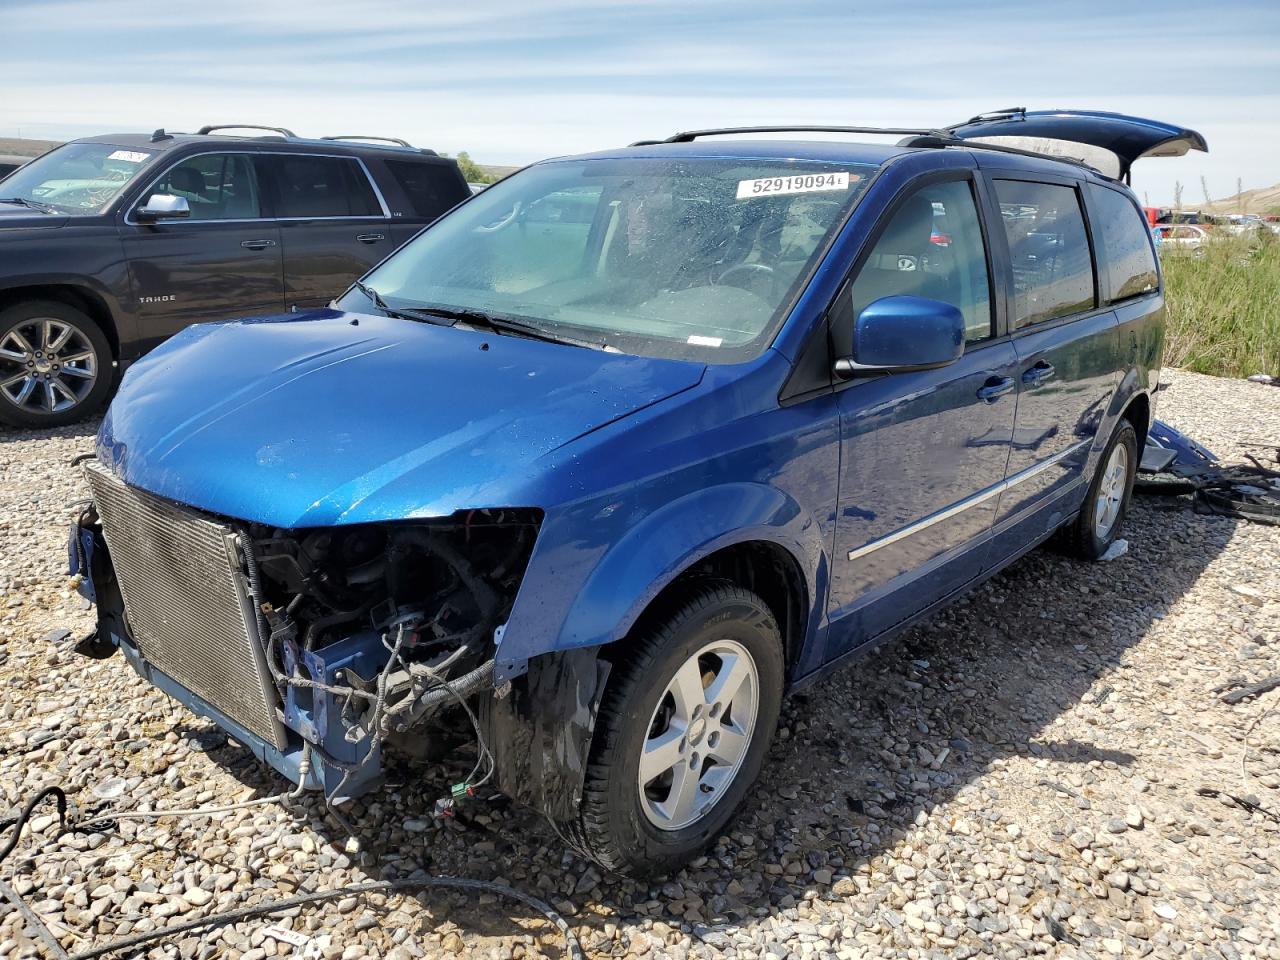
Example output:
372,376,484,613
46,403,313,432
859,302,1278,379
626,540,809,680
0,285,120,359
1122,392,1151,448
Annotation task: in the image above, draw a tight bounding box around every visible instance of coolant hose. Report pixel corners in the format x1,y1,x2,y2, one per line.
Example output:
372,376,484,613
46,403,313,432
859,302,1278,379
234,524,269,644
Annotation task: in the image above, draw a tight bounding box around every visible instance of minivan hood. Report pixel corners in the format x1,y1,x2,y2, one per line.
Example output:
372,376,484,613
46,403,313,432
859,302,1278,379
99,310,705,527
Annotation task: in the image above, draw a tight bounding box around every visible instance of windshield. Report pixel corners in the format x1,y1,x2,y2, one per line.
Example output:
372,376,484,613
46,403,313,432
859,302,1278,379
0,142,159,215
340,156,877,361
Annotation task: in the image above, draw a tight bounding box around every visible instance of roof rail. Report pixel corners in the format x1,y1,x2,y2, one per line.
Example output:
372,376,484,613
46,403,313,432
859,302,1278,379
321,135,413,148
632,124,947,146
898,133,1101,174
630,119,1110,179
196,124,297,138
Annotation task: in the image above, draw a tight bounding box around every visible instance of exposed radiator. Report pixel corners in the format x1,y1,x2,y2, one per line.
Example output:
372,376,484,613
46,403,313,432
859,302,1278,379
85,462,286,748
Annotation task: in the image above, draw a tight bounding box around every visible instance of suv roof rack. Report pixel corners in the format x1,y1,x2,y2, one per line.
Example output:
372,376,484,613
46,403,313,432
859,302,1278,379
196,124,297,138
320,135,439,157
631,124,946,146
321,135,412,147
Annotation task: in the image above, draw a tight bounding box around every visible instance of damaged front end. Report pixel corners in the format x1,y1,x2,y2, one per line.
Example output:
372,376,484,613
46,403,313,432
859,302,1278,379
70,459,540,803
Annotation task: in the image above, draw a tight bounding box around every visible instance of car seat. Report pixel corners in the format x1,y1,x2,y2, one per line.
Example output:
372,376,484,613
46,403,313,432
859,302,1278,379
850,194,947,315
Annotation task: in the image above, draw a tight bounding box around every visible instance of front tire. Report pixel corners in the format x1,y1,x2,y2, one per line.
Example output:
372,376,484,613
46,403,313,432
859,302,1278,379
0,300,112,428
576,583,784,877
1060,419,1138,560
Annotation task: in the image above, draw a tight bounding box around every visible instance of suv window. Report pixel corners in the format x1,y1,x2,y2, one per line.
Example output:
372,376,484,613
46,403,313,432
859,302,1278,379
848,179,993,343
271,155,381,218
383,159,463,219
1090,186,1157,302
148,153,261,220
993,180,1094,327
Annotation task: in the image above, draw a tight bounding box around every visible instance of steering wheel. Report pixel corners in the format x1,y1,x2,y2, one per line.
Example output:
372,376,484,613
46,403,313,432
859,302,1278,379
713,261,776,297
474,200,522,233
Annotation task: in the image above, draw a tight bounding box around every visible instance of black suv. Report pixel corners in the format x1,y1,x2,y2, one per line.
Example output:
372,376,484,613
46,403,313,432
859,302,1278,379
0,125,470,427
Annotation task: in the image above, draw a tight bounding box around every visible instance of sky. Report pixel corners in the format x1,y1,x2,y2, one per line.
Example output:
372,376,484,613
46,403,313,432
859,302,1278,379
1,0,1277,206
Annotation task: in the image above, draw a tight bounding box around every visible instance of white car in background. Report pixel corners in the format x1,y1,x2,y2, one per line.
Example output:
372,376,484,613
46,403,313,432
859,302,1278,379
1152,223,1209,256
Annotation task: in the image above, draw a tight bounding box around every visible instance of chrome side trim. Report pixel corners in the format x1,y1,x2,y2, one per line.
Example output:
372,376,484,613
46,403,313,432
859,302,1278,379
846,438,1092,561
356,155,393,218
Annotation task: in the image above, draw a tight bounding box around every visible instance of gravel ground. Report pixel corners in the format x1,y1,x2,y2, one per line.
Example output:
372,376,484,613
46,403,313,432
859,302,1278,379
1,368,1278,960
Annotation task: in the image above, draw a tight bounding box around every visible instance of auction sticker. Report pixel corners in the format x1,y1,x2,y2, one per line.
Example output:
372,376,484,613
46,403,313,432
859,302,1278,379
736,171,852,199
107,150,150,163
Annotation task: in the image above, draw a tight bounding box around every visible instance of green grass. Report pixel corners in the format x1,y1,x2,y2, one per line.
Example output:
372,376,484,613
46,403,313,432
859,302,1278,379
1161,233,1280,379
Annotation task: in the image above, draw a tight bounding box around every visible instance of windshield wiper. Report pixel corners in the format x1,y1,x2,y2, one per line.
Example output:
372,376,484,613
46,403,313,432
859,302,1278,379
0,197,56,214
399,304,609,350
352,281,454,327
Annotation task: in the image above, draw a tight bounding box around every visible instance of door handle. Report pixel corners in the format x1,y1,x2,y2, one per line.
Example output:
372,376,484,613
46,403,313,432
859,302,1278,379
1022,360,1056,387
240,239,277,250
977,376,1015,403
356,233,386,244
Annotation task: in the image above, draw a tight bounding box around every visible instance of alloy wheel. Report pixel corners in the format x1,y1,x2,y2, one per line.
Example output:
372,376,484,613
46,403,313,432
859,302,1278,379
1094,442,1129,540
638,638,759,831
0,317,98,416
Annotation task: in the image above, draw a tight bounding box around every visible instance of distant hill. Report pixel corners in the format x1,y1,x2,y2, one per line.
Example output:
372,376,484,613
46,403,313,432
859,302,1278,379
0,137,60,158
477,163,521,181
1202,182,1280,216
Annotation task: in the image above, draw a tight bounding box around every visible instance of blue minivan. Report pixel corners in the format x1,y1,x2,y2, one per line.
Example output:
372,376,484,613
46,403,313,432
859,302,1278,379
72,110,1205,875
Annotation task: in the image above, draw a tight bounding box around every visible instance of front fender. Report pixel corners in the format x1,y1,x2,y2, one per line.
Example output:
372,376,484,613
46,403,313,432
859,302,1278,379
0,268,136,352
495,481,828,682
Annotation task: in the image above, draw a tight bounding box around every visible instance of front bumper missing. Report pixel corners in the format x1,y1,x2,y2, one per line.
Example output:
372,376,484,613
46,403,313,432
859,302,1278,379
67,511,384,802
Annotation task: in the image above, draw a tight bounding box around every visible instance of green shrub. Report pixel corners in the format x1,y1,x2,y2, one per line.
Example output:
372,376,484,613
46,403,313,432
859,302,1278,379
1161,232,1280,378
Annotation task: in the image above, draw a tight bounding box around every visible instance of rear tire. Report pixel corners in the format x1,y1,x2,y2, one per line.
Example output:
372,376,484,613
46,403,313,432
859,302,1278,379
1060,420,1138,560
0,300,112,428
575,583,784,877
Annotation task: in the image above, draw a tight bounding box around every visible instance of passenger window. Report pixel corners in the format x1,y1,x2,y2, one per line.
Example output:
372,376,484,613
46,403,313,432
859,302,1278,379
147,154,260,220
993,180,1095,327
1090,186,1158,302
271,156,381,218
848,179,993,343
384,159,466,218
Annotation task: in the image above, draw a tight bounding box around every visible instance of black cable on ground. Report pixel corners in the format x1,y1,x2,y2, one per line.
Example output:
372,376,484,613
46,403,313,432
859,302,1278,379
65,877,584,960
0,786,67,867
1,785,583,960
0,877,71,960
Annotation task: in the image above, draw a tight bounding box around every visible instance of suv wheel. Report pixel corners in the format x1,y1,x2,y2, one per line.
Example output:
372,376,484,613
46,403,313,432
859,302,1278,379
1060,419,1138,560
576,583,783,877
0,301,112,428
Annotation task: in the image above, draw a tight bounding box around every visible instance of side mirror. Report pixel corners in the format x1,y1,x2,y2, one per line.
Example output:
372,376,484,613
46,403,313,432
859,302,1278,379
834,295,965,380
135,194,191,222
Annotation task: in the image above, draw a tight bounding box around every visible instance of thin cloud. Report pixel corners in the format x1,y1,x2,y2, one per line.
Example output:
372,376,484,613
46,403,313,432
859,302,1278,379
1,0,1275,204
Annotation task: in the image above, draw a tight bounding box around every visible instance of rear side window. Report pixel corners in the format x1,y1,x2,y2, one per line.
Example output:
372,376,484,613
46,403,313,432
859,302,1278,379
271,155,381,218
383,160,465,218
1090,186,1157,302
993,180,1095,327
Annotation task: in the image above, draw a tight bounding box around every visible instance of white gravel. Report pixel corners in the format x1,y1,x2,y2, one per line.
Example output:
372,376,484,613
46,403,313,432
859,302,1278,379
1,368,1279,960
